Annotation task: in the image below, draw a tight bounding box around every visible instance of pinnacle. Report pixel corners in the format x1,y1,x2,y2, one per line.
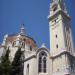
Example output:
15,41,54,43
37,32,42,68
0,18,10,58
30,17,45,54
41,43,46,48
19,24,25,36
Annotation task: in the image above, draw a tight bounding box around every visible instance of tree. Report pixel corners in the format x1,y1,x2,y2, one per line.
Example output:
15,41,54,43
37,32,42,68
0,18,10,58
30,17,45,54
0,48,11,75
0,47,24,75
11,48,24,75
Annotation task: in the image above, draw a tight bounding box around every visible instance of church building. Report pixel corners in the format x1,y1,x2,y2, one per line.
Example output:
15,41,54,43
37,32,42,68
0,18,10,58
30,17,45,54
0,0,75,75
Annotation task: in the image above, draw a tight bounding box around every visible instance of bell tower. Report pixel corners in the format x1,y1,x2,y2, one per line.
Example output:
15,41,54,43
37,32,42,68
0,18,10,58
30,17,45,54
48,0,75,75
48,0,74,54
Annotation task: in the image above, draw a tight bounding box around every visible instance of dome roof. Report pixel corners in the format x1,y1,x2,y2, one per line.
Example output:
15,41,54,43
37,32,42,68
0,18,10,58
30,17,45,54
5,24,36,49
6,34,36,48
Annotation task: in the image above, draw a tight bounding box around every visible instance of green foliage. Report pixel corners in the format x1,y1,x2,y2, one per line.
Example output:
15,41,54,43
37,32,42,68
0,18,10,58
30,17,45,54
0,48,11,75
12,48,23,66
0,47,24,75
11,48,23,75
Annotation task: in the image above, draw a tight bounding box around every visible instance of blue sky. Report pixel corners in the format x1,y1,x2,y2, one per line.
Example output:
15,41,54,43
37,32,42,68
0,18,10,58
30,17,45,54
0,0,75,49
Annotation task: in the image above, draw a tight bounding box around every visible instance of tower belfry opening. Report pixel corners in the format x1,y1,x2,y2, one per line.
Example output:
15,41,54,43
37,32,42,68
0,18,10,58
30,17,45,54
50,0,67,16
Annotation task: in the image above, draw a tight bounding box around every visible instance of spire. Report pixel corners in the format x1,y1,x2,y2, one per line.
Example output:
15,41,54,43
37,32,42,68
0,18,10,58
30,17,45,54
20,24,25,36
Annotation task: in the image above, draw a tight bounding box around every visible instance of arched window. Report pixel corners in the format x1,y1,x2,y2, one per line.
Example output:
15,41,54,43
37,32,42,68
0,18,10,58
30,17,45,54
22,39,26,48
30,45,32,51
22,42,25,48
43,57,46,72
12,41,15,47
38,51,47,73
26,64,29,75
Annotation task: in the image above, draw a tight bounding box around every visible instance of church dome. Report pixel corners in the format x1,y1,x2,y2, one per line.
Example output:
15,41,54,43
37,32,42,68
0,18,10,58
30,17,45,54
2,24,36,50
6,34,36,48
